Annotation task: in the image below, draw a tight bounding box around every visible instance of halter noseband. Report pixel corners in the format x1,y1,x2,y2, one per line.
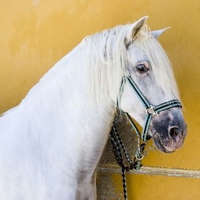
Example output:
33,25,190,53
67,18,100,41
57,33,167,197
116,75,182,142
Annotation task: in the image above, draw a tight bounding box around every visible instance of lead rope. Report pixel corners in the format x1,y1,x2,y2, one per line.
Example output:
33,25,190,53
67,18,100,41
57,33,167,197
110,124,128,200
110,117,146,200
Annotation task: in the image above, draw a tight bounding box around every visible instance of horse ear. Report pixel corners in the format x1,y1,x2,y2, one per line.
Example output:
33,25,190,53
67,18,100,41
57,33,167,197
151,27,170,39
131,16,149,39
125,16,148,47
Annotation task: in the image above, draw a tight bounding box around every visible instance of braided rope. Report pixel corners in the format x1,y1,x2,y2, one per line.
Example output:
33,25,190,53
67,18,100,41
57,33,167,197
110,127,124,168
110,111,150,200
121,168,128,200
113,122,134,166
110,124,129,200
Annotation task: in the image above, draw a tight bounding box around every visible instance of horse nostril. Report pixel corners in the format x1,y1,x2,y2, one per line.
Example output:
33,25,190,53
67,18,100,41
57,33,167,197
169,127,180,142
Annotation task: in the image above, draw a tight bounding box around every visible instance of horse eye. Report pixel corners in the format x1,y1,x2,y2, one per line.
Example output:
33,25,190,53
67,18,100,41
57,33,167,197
136,63,149,74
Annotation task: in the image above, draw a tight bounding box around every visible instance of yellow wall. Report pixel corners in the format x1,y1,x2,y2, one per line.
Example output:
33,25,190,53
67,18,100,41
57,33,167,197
0,0,200,199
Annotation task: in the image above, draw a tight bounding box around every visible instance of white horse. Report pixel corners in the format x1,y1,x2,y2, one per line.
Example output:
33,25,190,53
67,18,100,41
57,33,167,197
0,16,187,200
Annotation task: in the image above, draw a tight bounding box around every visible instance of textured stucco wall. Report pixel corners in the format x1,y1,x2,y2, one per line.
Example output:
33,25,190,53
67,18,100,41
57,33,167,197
0,0,200,199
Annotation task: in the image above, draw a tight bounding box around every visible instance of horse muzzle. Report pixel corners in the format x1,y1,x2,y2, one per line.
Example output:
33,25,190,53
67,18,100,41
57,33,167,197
150,108,187,153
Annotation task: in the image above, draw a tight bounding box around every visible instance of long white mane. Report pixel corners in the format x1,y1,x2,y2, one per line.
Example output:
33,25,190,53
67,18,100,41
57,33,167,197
83,25,129,107
2,23,179,119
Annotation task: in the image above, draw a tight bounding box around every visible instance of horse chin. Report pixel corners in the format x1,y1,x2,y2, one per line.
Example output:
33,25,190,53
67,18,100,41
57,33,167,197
153,137,175,153
152,134,185,153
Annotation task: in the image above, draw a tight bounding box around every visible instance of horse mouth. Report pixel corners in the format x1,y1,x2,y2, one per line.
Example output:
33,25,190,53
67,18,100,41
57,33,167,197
152,132,186,153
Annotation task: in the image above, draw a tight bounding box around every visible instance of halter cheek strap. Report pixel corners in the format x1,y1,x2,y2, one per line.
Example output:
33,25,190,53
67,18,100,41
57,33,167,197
116,75,182,142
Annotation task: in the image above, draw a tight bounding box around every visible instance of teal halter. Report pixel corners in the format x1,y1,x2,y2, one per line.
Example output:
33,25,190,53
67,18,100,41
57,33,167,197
113,74,182,200
116,75,182,142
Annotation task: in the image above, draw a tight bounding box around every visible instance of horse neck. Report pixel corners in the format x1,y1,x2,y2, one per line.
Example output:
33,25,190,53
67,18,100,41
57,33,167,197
20,42,116,178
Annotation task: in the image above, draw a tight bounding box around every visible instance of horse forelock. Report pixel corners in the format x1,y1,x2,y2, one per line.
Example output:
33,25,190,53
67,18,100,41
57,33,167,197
134,25,180,101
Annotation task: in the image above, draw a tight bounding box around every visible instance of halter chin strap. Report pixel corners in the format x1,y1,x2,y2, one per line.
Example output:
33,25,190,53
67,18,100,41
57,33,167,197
116,75,182,142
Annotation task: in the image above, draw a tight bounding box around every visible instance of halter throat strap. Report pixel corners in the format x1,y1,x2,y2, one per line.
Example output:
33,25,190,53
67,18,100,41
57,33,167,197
116,75,182,142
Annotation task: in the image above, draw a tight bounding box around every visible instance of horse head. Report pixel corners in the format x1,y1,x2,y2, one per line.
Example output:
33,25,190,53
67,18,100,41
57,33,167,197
118,17,187,153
